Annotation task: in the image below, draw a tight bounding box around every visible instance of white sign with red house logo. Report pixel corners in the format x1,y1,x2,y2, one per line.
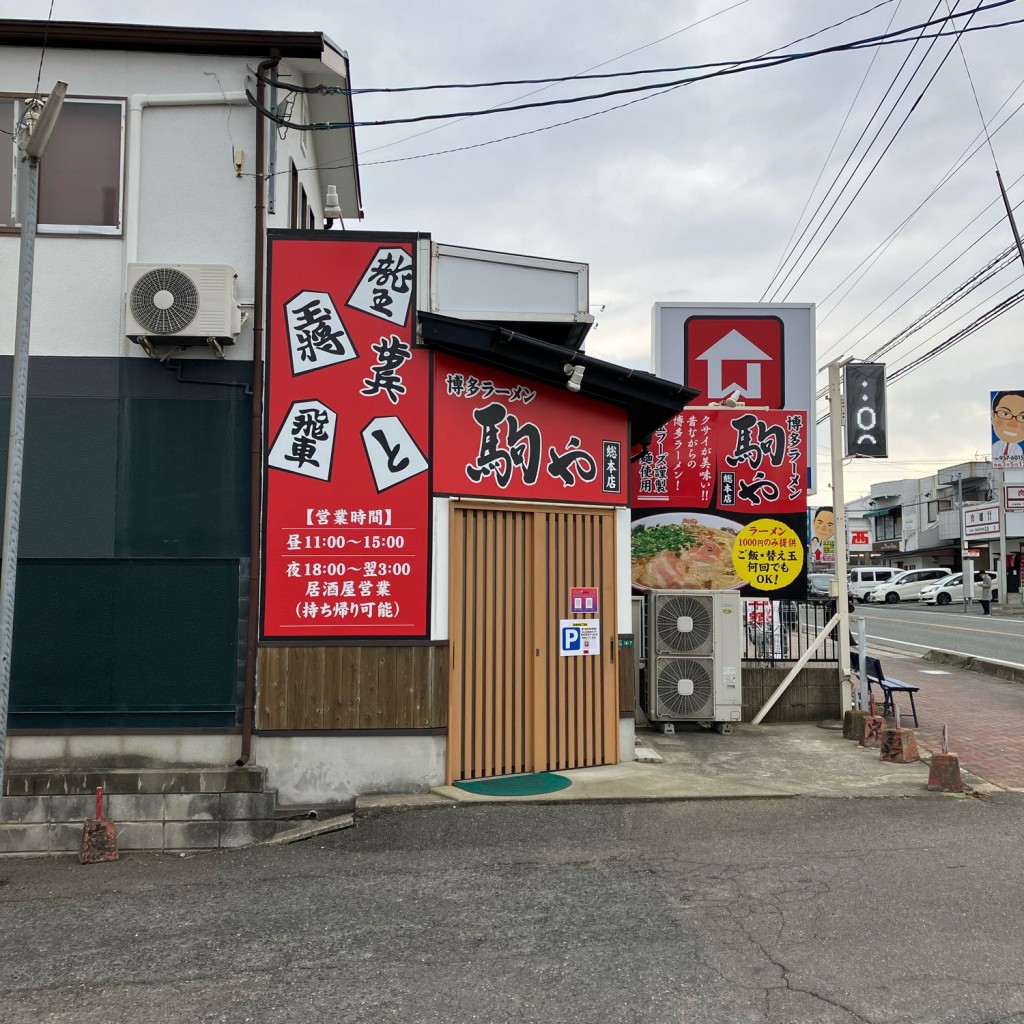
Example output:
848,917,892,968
653,303,816,492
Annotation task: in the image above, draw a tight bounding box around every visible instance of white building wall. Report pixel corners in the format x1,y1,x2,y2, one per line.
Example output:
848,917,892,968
0,47,329,364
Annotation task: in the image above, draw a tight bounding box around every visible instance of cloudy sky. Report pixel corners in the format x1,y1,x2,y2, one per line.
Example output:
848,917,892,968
5,0,1024,501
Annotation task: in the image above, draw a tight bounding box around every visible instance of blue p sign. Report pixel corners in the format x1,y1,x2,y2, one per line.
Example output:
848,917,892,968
561,626,581,653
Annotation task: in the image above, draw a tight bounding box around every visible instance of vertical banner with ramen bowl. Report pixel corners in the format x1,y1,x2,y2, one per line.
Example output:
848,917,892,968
629,409,807,600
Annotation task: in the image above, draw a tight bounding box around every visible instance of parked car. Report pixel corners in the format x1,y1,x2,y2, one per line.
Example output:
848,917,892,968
807,573,834,603
807,573,854,611
921,571,998,605
848,566,901,603
866,567,951,604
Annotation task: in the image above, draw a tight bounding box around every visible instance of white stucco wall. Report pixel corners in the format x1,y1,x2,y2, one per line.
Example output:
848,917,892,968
7,732,241,769
0,46,333,363
255,734,446,807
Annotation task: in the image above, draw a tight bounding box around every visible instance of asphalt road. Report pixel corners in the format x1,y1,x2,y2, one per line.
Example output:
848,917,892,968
851,601,1024,665
4,798,1024,1024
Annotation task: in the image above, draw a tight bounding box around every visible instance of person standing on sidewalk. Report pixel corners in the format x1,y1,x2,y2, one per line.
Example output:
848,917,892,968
979,573,993,615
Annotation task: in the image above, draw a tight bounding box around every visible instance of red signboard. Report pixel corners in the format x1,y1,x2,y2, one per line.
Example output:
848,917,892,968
262,234,430,641
630,409,806,515
432,353,627,503
684,316,784,408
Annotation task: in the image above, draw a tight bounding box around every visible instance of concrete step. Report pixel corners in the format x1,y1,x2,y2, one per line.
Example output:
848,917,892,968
3,766,267,796
0,768,279,856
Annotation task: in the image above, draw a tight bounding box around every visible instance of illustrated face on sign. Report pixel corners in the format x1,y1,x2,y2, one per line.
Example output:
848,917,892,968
812,507,835,541
992,392,1024,445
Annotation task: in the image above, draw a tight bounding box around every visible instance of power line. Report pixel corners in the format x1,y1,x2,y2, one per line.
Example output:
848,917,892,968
767,1,981,302
244,8,1022,131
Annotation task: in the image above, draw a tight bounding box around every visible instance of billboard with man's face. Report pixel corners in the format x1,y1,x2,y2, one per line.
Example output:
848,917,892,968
991,390,1024,469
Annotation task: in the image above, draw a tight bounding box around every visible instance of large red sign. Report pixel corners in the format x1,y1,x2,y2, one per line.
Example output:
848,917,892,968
262,234,430,641
631,409,806,514
684,316,784,408
433,353,627,503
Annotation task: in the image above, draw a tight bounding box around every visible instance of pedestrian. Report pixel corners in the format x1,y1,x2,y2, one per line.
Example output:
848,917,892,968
979,573,993,616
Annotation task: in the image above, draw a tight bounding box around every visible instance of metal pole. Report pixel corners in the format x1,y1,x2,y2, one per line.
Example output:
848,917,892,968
828,361,853,713
996,469,1008,611
857,615,868,709
0,153,40,798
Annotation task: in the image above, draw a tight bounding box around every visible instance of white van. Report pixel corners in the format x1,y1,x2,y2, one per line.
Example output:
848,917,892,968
866,567,951,604
847,567,901,603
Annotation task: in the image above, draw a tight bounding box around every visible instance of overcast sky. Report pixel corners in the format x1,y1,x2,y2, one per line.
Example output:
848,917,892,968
5,0,1024,502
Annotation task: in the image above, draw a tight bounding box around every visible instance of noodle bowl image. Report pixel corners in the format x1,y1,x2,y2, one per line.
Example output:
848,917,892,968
631,513,742,591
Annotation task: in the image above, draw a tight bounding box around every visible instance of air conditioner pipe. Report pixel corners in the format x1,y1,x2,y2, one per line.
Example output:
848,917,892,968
124,91,248,267
238,54,280,767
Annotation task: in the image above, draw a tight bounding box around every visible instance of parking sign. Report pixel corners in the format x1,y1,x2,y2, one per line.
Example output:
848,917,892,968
559,619,600,657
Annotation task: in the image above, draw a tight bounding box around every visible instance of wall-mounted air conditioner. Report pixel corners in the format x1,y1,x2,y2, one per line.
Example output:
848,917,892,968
125,264,241,357
645,590,743,728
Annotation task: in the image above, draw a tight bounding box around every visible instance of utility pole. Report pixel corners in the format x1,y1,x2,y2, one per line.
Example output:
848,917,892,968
0,83,66,799
827,359,853,712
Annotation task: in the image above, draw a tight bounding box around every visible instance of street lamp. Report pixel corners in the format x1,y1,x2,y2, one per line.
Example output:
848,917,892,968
0,82,67,798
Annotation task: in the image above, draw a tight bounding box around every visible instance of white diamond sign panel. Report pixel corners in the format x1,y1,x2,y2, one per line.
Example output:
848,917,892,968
268,399,338,482
285,290,358,376
347,247,414,326
361,415,428,492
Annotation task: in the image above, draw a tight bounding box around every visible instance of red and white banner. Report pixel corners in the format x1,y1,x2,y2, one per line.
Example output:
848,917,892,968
262,234,430,641
630,409,806,514
433,353,627,504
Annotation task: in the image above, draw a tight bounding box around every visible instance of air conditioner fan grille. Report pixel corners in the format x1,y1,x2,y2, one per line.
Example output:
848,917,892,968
656,657,715,719
655,594,714,655
130,268,200,335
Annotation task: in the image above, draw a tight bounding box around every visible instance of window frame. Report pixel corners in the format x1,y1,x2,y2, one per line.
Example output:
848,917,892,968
0,93,126,237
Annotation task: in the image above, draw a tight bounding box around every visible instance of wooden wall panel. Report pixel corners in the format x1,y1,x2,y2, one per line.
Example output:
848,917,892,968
617,637,637,714
256,644,447,731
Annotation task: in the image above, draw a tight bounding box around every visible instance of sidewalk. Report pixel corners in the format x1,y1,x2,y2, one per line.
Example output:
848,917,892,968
356,651,1024,816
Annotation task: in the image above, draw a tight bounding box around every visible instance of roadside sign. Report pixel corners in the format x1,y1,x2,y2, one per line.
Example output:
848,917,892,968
653,302,816,492
569,587,599,614
559,619,600,657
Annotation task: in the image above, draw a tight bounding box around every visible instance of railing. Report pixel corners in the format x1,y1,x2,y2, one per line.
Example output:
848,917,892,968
742,600,839,665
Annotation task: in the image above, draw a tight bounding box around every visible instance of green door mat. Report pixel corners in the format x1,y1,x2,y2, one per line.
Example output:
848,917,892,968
453,772,572,796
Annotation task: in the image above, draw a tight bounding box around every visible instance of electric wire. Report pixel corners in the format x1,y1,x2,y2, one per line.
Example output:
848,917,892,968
243,9,1022,131
762,0,945,302
357,0,757,158
764,0,906,294
766,1,979,302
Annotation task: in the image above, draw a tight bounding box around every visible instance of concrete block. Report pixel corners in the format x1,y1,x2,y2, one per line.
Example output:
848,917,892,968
114,822,164,850
927,752,965,792
880,727,921,764
49,823,85,852
105,794,165,822
219,819,277,848
48,795,100,822
0,823,51,854
200,768,266,794
164,821,221,850
220,791,277,821
0,795,50,823
860,715,887,748
164,793,222,822
844,709,868,741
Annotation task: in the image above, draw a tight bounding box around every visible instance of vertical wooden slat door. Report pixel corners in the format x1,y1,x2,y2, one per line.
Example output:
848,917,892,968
448,505,533,783
532,508,619,773
448,503,619,784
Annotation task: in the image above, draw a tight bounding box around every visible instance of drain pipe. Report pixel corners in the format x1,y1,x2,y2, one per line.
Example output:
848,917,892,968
238,54,279,766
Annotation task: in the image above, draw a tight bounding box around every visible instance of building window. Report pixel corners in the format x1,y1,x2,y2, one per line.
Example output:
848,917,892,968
1,96,125,234
927,500,939,522
876,514,900,541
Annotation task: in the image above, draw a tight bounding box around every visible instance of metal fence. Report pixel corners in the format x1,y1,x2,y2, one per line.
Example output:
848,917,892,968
742,600,839,665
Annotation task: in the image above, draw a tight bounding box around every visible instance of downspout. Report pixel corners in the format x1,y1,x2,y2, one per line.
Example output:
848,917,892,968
238,54,279,766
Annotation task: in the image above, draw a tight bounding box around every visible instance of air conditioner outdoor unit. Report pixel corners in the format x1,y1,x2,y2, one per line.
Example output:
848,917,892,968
645,589,743,726
125,264,241,356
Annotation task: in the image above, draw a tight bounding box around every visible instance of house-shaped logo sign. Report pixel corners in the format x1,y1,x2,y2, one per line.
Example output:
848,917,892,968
683,316,785,408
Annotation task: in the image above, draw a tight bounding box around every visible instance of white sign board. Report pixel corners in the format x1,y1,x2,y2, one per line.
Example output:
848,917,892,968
963,502,1000,539
559,619,601,657
652,302,816,492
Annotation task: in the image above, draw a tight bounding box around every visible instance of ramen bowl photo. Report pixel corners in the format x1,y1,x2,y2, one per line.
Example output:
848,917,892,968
630,513,743,591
